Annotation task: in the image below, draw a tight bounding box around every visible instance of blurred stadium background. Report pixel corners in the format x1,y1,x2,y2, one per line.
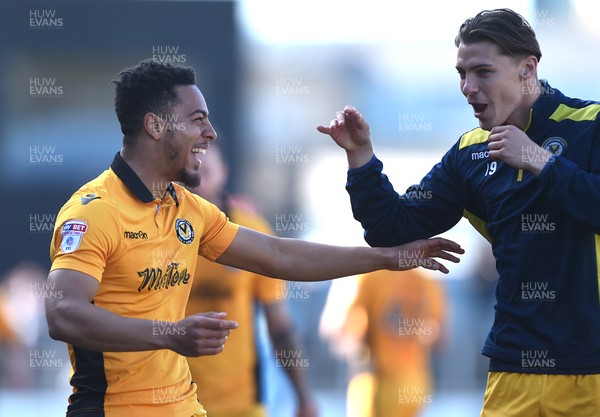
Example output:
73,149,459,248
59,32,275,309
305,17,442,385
1,0,599,415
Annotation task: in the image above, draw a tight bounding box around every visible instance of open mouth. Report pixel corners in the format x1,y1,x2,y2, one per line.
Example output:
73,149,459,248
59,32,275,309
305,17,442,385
471,103,488,117
191,147,207,162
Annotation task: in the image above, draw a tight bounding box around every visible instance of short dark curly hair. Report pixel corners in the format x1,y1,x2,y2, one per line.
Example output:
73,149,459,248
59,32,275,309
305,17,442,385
112,59,196,143
455,8,542,63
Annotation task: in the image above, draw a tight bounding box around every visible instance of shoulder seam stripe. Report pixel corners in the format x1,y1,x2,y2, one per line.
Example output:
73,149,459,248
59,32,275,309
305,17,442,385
463,210,491,243
549,103,600,122
459,128,489,150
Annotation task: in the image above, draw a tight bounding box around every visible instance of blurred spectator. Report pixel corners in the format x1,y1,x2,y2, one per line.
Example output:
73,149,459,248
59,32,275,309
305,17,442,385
0,290,18,345
0,261,66,389
185,143,318,417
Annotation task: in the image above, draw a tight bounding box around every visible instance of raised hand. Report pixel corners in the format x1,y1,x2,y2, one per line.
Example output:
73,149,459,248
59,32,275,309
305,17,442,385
488,125,552,175
316,106,374,168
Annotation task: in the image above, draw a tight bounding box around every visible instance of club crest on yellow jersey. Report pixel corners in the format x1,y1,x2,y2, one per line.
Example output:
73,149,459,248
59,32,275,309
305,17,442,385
175,218,194,244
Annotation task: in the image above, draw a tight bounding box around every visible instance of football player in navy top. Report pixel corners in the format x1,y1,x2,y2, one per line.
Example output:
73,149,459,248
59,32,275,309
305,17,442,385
318,8,600,417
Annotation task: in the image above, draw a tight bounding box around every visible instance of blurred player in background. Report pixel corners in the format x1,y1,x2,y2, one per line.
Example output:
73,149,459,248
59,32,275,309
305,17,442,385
0,288,18,345
186,143,318,417
0,261,48,389
321,270,446,417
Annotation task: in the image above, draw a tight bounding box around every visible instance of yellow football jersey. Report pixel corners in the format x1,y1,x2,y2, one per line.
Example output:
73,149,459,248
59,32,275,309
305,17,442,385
50,152,239,417
351,269,446,378
186,202,282,416
346,270,446,417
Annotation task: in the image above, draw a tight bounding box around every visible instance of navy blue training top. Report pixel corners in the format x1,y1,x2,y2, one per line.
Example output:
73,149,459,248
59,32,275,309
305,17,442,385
346,81,600,374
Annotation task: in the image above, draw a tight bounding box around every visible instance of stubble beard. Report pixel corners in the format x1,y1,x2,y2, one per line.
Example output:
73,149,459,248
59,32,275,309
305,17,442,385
178,169,200,188
165,130,201,188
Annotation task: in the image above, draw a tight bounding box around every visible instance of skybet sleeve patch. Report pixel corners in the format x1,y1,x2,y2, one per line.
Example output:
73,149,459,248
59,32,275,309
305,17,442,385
59,220,88,253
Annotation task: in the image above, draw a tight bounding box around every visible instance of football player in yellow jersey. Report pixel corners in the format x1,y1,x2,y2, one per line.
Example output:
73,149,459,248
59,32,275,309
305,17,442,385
186,144,318,417
321,270,446,417
45,59,463,417
348,270,446,417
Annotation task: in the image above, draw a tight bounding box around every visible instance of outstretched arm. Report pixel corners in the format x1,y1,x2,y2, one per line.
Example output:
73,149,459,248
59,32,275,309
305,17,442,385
216,227,464,280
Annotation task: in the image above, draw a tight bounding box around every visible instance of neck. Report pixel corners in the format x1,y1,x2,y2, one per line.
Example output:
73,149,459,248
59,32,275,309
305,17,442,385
513,79,542,130
120,145,171,200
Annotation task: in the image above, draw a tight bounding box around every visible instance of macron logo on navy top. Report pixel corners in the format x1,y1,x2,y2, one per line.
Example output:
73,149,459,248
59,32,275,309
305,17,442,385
471,150,489,160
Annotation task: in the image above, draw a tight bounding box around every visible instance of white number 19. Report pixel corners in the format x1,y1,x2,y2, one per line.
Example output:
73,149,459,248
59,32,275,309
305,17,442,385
484,161,497,176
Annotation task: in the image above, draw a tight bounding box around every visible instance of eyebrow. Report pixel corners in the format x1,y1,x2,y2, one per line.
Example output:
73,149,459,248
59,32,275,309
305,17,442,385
455,63,494,71
187,109,208,118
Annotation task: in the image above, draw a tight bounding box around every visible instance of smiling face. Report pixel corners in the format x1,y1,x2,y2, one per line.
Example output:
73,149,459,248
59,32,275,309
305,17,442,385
158,85,216,187
456,41,538,131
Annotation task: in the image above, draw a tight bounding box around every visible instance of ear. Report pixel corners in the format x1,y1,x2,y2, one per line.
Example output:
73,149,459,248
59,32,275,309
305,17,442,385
520,55,538,80
143,112,163,140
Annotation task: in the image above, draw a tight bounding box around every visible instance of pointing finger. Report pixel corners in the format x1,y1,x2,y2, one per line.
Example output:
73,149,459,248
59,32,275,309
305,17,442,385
316,125,332,134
